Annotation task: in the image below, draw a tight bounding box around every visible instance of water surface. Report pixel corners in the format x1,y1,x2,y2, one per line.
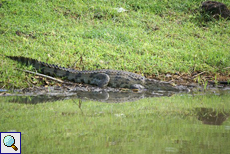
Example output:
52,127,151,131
0,87,230,153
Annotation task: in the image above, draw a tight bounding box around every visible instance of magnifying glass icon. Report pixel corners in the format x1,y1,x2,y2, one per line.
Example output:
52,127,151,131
3,135,18,151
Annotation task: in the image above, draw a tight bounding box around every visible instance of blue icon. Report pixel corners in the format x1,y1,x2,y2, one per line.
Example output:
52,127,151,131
3,135,18,151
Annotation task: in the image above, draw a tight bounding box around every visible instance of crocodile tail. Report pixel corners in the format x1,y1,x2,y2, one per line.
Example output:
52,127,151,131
6,56,50,71
6,56,70,78
6,56,38,66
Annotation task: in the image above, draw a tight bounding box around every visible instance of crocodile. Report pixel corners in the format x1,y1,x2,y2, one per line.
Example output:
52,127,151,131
7,56,188,91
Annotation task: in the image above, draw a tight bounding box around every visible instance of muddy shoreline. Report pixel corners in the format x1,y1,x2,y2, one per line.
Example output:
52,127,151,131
1,79,230,103
1,70,230,103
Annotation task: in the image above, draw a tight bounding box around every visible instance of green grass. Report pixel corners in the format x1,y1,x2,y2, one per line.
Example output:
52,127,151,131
1,94,230,153
0,0,230,88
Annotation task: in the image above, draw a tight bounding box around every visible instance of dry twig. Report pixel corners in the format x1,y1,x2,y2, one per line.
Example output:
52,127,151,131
16,68,64,83
192,71,206,79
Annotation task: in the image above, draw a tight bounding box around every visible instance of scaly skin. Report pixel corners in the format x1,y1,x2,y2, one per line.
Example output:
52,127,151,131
7,56,187,91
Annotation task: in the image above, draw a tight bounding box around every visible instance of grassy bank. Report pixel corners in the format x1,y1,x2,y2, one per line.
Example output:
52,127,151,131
1,94,230,153
0,0,230,88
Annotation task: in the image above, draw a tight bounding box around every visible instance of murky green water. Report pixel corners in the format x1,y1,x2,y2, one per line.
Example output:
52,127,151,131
0,89,230,153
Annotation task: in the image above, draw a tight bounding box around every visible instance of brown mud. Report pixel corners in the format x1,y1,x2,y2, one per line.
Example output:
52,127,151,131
147,71,230,87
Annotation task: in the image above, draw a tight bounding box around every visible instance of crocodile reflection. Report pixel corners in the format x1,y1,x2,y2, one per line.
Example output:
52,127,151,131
195,107,229,125
2,90,177,104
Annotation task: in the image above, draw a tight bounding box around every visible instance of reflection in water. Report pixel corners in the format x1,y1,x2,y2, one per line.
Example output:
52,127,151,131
3,95,68,104
1,90,177,104
195,107,229,125
0,84,188,103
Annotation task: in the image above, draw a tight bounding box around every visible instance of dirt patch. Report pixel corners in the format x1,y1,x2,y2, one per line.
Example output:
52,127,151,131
200,1,230,19
147,71,230,88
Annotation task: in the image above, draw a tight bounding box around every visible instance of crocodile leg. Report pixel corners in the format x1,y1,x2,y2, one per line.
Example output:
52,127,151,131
90,73,110,88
